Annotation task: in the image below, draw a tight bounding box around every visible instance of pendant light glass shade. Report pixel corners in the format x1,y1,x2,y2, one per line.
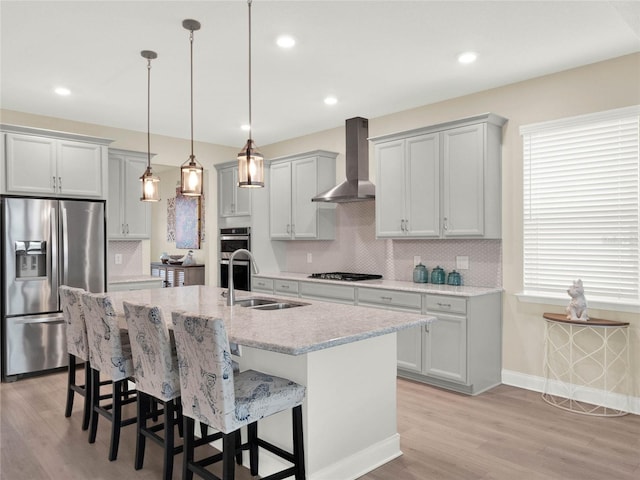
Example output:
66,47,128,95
180,155,203,196
238,0,264,188
237,139,264,187
180,19,203,197
140,50,160,202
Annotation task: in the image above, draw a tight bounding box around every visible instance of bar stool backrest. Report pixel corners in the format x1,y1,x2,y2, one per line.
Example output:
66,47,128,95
123,301,180,401
60,285,88,361
82,292,132,381
171,311,237,433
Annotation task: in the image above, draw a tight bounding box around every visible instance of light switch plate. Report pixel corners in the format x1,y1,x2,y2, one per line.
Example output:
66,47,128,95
307,253,313,264
114,254,123,265
413,256,421,265
456,256,469,270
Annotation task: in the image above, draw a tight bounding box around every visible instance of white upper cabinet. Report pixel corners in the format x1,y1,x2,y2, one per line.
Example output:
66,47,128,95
108,149,151,239
269,150,337,240
217,164,251,217
375,133,440,237
372,113,506,239
2,126,110,199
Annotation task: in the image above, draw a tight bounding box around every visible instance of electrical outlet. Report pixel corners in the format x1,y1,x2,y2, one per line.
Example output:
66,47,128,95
307,253,313,264
456,256,469,270
413,255,421,265
114,254,123,265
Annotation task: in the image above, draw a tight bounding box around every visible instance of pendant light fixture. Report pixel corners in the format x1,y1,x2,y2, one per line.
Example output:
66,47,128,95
140,50,160,202
237,0,264,188
180,19,204,196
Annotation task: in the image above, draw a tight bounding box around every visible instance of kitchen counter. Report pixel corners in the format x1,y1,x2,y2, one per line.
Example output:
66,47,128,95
107,285,431,480
108,285,429,355
254,271,502,297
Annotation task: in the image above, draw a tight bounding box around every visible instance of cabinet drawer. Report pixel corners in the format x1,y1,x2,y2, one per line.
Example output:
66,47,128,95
275,279,299,296
426,295,466,315
299,281,355,304
357,288,422,311
252,277,274,292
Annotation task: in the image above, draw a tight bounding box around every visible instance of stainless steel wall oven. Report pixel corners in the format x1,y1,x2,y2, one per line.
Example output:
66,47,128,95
219,227,251,292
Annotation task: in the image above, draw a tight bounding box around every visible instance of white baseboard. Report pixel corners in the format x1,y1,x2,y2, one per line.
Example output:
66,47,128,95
502,369,640,415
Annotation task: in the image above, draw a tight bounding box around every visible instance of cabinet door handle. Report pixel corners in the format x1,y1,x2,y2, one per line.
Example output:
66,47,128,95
381,296,393,301
437,302,452,309
52,176,57,190
125,224,129,234
122,224,125,235
286,224,291,234
291,224,295,235
281,285,290,289
58,176,62,191
443,217,448,231
404,218,409,232
400,219,405,231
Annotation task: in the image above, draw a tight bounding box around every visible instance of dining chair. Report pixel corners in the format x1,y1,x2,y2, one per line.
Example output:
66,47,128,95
172,310,306,480
59,285,91,430
82,291,137,461
123,301,183,480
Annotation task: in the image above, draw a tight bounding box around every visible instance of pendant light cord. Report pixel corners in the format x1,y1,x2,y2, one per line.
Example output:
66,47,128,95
146,57,152,169
248,0,253,143
189,28,195,159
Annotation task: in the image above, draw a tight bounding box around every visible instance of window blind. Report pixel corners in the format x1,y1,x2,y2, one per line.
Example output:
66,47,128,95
521,106,639,304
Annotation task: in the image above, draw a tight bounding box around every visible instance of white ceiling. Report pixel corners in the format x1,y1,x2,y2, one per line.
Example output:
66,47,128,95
1,1,639,147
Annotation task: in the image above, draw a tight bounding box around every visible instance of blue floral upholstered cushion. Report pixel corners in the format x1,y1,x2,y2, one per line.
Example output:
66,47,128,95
82,292,134,381
123,301,180,401
60,285,89,361
171,310,306,434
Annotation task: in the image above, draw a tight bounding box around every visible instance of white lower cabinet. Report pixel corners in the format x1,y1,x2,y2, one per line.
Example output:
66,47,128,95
399,292,502,395
249,275,501,395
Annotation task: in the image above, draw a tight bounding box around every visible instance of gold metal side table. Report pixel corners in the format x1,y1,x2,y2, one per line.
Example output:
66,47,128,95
542,313,630,417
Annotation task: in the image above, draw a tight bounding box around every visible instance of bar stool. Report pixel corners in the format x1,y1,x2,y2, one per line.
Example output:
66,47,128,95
82,292,137,461
171,310,306,480
123,301,183,480
59,285,91,430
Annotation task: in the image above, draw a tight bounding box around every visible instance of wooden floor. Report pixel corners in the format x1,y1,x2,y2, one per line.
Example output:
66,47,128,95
1,369,639,480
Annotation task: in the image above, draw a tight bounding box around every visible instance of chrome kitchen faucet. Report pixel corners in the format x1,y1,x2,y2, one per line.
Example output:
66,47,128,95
227,249,259,306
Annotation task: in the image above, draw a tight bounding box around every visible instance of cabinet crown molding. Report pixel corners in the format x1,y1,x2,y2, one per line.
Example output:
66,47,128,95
1,123,113,145
369,113,507,144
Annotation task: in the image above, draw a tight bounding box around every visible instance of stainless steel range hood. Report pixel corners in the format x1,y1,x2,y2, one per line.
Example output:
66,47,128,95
312,117,375,203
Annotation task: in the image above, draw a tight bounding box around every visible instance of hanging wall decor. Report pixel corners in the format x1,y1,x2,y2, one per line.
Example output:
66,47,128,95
167,187,205,248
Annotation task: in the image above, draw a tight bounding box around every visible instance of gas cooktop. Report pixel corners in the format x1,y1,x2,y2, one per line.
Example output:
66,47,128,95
309,272,383,281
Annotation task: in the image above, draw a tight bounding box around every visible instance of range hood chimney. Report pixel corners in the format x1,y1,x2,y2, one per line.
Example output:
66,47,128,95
312,117,375,203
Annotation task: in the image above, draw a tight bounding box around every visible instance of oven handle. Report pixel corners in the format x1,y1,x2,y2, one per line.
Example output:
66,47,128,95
220,235,250,241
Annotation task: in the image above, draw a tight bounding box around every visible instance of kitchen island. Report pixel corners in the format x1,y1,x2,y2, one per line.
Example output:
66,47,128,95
107,285,432,480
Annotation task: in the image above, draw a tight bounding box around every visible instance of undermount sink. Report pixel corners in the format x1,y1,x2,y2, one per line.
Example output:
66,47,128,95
235,297,308,310
236,297,278,307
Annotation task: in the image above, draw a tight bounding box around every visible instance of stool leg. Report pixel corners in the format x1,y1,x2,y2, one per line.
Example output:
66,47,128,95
183,416,195,480
248,422,258,476
108,379,123,461
81,362,91,431
292,405,305,480
235,430,242,465
65,353,75,418
222,433,236,480
134,391,148,470
163,399,175,480
88,368,100,444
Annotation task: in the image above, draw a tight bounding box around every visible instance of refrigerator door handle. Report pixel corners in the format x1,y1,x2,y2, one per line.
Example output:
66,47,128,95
50,206,60,296
60,205,68,286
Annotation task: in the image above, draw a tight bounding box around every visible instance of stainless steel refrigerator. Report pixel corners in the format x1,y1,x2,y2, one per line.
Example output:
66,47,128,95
1,196,106,381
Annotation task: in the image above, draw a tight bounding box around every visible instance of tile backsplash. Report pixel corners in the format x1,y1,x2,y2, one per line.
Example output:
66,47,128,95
108,241,144,277
284,202,502,287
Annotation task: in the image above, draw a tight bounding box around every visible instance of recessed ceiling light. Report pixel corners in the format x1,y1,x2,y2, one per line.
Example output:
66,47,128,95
54,86,71,96
324,96,338,106
276,35,295,48
457,52,477,64
241,124,251,131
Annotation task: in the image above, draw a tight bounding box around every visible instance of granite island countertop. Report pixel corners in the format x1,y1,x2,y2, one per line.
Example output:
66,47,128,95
107,285,431,356
254,272,502,297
